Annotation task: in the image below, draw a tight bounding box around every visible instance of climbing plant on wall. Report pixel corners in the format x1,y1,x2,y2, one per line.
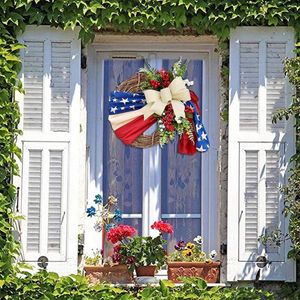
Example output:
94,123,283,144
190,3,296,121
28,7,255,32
273,49,300,260
0,0,300,278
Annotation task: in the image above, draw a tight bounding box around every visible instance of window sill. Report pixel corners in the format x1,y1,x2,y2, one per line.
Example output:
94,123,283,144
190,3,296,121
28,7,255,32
115,282,231,288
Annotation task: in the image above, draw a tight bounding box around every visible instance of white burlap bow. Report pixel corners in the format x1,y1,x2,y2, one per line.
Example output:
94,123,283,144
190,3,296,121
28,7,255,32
142,76,191,121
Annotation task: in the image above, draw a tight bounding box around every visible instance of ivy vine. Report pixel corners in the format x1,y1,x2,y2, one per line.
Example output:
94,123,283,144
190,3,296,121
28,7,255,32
273,48,300,260
0,0,299,280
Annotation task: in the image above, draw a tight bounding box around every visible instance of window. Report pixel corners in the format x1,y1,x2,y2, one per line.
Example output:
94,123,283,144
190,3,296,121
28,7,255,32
86,36,219,257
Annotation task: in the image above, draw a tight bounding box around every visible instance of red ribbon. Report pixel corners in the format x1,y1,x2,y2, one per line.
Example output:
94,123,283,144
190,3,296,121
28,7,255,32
114,115,156,145
178,91,200,155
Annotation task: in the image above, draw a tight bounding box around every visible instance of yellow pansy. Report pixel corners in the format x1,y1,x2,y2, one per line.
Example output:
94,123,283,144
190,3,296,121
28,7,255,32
186,242,195,249
183,249,192,257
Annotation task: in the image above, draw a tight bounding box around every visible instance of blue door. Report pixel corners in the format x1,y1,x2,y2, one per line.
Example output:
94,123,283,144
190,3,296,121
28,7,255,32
102,55,203,252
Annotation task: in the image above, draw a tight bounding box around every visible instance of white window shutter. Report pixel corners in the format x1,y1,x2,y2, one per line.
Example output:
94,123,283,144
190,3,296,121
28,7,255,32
227,27,296,282
15,26,81,275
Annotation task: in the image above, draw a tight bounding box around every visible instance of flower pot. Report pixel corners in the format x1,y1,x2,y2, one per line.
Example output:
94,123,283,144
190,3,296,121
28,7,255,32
84,264,133,284
167,261,221,283
135,265,156,277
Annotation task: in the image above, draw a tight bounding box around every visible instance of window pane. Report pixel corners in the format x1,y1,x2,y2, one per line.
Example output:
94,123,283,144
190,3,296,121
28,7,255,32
162,218,201,254
103,59,144,215
123,218,143,235
161,59,203,215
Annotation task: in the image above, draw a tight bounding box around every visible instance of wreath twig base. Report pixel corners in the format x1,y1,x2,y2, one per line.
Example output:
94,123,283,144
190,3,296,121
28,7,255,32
117,73,160,148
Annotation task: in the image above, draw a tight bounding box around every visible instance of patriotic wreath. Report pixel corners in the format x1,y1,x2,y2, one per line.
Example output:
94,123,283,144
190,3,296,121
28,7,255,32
108,59,209,155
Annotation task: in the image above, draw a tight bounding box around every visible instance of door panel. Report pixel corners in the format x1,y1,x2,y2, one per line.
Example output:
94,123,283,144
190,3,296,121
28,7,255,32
103,59,144,234
161,59,203,251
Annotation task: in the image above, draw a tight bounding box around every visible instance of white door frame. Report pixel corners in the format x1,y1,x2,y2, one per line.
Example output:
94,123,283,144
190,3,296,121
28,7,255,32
85,35,220,257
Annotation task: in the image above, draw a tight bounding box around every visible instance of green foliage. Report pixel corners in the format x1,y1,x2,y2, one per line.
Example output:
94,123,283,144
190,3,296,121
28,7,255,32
0,18,23,280
168,241,210,262
0,270,133,300
0,0,299,291
3,272,300,299
138,278,276,300
273,51,300,260
119,235,167,272
84,249,102,266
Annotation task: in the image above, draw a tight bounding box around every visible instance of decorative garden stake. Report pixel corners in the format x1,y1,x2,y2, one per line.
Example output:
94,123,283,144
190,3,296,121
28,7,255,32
108,59,210,155
86,194,121,232
84,195,133,284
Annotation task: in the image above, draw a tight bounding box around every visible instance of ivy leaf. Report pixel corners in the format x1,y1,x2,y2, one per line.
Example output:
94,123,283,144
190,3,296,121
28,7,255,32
4,54,20,62
10,44,26,52
28,10,44,25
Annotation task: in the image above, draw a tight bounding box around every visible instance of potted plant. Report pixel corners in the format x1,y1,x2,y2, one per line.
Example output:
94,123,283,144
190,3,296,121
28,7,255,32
84,249,134,284
107,220,174,277
83,194,133,284
167,236,221,283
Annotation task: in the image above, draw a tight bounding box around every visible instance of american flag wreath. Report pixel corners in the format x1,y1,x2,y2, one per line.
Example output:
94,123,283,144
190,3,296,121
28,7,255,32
108,59,209,155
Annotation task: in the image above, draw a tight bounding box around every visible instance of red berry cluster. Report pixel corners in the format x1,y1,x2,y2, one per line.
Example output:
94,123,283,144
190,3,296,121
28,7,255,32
151,220,174,234
162,104,175,132
159,69,171,87
107,224,136,244
184,105,194,114
150,79,161,89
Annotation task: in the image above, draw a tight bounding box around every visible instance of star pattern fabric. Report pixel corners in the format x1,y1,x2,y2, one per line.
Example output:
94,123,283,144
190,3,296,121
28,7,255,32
109,91,145,115
185,101,210,152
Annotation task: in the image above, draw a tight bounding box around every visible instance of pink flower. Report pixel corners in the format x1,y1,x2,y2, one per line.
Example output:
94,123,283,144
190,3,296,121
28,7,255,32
107,225,136,244
111,253,122,263
113,244,121,253
126,256,135,264
151,221,174,234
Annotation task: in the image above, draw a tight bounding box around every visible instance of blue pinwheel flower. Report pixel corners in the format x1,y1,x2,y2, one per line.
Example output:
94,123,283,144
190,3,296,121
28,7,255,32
105,223,113,231
113,209,122,222
94,194,103,204
86,206,96,217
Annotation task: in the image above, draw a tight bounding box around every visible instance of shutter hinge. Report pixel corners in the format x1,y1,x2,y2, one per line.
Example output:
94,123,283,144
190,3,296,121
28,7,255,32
16,187,20,212
220,243,227,255
81,54,87,69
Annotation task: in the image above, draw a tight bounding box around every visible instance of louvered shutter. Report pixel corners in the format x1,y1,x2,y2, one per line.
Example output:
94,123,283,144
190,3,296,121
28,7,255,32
227,27,296,282
15,26,81,275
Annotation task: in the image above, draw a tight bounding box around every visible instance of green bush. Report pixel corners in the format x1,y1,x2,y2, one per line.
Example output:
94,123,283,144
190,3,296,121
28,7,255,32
3,272,300,300
0,0,299,294
0,270,134,300
138,278,275,300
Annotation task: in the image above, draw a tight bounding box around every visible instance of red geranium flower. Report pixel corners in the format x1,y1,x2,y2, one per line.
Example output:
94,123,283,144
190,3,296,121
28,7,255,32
107,224,136,244
111,253,122,263
126,256,135,264
113,244,121,253
151,221,174,234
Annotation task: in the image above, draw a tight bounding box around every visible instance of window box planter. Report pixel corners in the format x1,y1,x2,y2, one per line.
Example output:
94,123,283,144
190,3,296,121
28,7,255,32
84,264,133,284
167,261,221,283
135,265,157,277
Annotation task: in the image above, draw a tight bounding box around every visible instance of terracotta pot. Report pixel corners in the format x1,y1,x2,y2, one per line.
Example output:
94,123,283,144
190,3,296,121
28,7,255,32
84,264,133,284
135,265,156,277
167,261,221,283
